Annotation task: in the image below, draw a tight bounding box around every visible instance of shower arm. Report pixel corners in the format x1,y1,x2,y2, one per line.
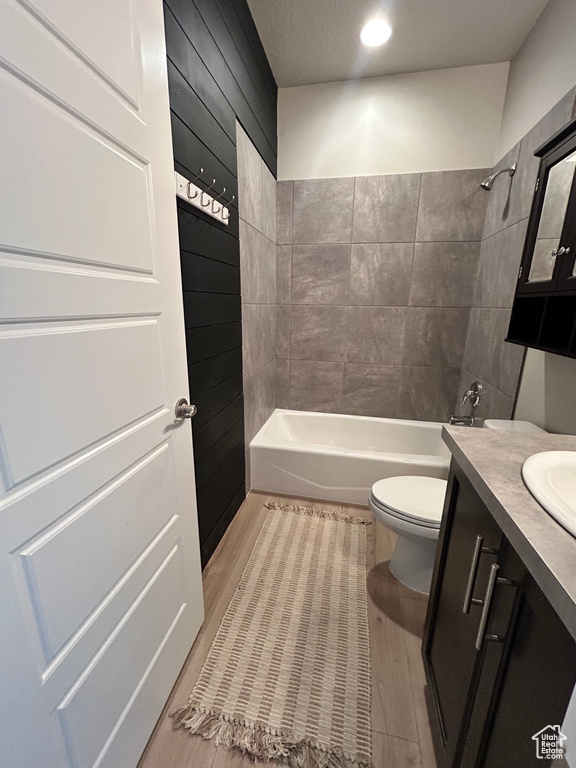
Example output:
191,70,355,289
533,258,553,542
480,163,517,191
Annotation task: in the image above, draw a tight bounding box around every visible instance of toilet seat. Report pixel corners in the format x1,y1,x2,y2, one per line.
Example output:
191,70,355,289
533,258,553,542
370,476,447,529
370,496,440,529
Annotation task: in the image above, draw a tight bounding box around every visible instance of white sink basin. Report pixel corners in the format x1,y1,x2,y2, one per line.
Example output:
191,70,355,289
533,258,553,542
522,451,576,538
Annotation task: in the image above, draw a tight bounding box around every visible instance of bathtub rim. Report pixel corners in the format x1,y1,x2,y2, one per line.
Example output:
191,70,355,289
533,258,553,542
251,408,451,464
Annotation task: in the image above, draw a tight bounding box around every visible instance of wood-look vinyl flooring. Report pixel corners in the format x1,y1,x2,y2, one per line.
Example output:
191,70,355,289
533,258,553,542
137,492,437,768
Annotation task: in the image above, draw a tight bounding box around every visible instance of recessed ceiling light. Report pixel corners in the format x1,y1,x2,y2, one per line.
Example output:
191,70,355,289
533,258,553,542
360,19,393,48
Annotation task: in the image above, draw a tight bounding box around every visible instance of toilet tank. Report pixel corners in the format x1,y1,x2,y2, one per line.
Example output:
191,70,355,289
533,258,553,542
483,419,546,433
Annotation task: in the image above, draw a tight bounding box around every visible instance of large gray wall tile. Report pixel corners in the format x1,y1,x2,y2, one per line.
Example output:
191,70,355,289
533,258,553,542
277,181,293,244
341,364,401,417
238,124,277,459
244,360,276,446
276,304,291,358
291,244,351,305
239,220,276,304
261,162,277,242
291,305,348,361
277,245,292,303
352,174,421,243
416,169,489,242
237,123,262,232
463,308,524,397
293,178,354,244
473,218,529,308
242,303,276,379
349,243,413,306
508,87,576,226
290,360,344,412
398,366,461,422
409,242,479,307
481,143,521,239
403,307,470,368
276,359,290,409
346,306,407,365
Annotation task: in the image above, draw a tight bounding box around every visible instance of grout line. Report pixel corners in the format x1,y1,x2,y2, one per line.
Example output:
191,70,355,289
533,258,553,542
287,360,462,371
272,303,476,309
244,357,277,382
405,241,417,309
413,172,424,243
461,368,516,401
482,214,530,243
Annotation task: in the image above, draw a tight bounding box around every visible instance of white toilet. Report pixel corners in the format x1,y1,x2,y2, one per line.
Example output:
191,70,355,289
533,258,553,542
370,419,547,595
369,475,447,594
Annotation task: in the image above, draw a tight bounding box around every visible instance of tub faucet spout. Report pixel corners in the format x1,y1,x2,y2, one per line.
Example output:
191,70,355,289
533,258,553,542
449,415,475,427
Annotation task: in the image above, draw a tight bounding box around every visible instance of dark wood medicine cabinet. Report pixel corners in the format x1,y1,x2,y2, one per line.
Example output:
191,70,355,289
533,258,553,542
508,116,576,356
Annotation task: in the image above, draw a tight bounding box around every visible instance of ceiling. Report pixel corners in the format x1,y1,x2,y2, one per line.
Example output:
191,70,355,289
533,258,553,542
247,0,551,88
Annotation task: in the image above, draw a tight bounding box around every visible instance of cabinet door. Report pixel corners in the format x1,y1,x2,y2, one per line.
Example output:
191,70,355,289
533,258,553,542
423,464,503,768
475,558,576,767
458,541,527,768
518,131,576,295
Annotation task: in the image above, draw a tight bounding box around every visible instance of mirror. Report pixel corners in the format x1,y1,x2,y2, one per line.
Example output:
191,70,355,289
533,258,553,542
527,148,576,282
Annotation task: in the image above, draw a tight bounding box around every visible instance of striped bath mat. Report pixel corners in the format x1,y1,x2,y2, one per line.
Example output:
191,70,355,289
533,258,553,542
171,503,373,768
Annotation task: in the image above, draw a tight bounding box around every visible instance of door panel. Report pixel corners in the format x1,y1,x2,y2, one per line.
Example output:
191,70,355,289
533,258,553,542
57,547,186,768
0,0,204,765
19,444,175,657
25,0,140,104
0,66,154,271
0,321,164,486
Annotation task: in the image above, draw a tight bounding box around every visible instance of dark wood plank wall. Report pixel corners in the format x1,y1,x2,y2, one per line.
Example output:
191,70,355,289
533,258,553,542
164,0,277,566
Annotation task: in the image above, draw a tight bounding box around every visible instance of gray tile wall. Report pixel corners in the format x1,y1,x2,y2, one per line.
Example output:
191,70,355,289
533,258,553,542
276,169,489,421
458,86,576,423
237,123,277,477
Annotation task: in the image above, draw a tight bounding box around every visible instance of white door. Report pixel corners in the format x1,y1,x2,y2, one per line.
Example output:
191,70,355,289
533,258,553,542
0,1,204,766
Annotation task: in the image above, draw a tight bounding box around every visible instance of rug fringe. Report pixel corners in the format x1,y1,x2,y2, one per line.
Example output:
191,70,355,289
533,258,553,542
265,502,372,525
170,704,373,768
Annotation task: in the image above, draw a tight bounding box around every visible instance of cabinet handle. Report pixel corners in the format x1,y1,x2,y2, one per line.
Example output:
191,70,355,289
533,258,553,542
554,246,571,257
475,563,500,651
463,535,483,613
463,536,499,614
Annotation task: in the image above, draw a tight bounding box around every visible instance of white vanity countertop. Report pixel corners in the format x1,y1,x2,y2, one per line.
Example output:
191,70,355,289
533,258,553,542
443,425,576,641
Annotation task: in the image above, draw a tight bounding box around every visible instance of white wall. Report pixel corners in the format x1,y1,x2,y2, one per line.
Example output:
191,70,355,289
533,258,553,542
277,63,509,181
505,0,576,434
497,0,576,158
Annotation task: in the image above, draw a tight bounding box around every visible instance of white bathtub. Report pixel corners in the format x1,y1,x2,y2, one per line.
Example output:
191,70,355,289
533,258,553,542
250,409,451,506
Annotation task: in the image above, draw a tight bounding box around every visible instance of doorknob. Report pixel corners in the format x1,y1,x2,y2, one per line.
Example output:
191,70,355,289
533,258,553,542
174,397,197,420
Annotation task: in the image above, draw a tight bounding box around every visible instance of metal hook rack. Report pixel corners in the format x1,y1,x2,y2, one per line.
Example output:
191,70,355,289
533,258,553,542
175,170,232,225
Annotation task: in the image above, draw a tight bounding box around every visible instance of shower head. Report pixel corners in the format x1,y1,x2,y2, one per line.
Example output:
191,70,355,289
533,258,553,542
480,163,517,191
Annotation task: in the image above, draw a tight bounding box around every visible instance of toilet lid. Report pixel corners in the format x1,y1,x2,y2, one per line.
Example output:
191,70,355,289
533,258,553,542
370,495,441,529
371,476,447,526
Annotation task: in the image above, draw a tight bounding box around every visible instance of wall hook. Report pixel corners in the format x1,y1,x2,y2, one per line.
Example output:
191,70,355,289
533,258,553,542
211,187,227,214
201,179,216,207
222,194,235,220
175,171,231,226
187,168,204,199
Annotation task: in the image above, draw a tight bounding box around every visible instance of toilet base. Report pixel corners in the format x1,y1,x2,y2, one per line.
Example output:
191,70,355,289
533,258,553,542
389,533,437,594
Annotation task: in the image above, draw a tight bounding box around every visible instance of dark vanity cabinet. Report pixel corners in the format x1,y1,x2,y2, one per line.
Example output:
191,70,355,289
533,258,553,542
507,116,576,357
423,461,576,768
